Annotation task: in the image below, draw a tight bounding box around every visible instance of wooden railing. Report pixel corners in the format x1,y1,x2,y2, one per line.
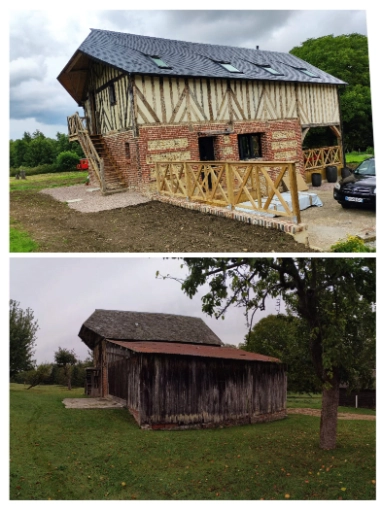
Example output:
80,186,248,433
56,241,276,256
67,112,106,193
156,161,301,224
303,145,342,171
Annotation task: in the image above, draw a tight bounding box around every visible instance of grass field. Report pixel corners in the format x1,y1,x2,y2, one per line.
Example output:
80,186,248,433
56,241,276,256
9,384,376,500
345,151,374,165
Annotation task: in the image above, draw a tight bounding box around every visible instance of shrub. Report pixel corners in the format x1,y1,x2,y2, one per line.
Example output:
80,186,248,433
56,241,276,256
56,151,80,171
331,235,375,252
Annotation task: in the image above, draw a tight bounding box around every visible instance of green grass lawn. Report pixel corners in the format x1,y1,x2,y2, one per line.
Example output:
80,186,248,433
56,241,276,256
9,171,88,193
9,384,376,500
10,225,39,252
345,151,374,165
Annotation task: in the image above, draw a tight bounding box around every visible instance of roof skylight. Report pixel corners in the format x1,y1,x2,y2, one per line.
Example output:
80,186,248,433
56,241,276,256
295,67,319,78
257,64,283,76
218,62,242,73
148,55,172,69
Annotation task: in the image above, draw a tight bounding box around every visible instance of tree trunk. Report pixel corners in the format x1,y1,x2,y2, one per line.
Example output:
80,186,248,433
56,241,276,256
319,374,340,449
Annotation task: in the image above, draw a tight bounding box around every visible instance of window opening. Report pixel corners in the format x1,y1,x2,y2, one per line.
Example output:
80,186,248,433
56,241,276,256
238,134,262,160
108,83,116,105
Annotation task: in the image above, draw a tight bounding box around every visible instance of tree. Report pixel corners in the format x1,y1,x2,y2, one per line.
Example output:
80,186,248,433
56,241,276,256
24,363,52,389
54,348,77,390
241,314,320,393
290,34,373,151
56,151,80,171
10,300,39,379
173,258,376,450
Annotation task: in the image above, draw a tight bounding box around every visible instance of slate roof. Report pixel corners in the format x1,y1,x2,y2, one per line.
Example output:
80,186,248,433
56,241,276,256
79,310,223,349
74,28,346,85
107,340,280,363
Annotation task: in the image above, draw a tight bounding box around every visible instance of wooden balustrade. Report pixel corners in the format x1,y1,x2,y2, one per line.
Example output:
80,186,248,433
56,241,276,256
156,161,301,224
303,145,342,171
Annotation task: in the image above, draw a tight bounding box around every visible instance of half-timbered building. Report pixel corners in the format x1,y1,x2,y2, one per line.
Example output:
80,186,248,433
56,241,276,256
58,29,346,196
79,310,287,430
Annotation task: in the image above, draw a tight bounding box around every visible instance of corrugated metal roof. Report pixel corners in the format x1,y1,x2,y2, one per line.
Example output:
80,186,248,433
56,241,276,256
107,339,281,363
73,29,345,86
79,310,223,347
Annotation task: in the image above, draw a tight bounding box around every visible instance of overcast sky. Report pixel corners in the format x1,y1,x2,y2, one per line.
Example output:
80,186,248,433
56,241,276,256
9,4,375,141
9,257,282,364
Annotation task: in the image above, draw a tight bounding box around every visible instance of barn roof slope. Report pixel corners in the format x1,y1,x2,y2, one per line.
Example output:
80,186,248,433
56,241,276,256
108,340,281,363
60,28,346,87
79,310,224,349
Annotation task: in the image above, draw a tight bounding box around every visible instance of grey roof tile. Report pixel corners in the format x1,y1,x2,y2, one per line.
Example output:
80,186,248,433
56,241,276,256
77,29,346,85
79,310,223,347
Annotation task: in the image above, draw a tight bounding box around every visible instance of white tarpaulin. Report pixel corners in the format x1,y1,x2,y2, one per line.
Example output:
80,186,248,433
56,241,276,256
234,191,323,217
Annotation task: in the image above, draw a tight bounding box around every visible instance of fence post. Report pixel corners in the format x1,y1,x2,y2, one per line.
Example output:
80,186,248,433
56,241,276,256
185,163,191,200
226,163,235,210
288,163,301,224
155,163,161,193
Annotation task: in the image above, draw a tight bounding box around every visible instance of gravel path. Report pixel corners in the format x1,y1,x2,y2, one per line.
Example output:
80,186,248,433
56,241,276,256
41,184,151,213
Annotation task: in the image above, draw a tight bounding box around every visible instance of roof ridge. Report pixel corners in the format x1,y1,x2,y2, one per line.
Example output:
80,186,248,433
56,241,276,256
88,28,278,55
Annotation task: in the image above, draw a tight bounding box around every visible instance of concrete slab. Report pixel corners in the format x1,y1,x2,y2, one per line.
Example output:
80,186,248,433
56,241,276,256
62,398,124,409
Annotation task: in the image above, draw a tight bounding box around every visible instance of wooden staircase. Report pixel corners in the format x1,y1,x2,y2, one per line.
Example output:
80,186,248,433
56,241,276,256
67,112,128,195
89,135,128,194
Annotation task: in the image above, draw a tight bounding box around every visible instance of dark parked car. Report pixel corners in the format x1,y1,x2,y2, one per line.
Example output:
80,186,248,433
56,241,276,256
333,157,376,208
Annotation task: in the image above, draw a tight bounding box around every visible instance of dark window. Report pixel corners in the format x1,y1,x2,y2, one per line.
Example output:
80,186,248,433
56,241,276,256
109,83,116,105
148,55,172,69
125,142,130,160
238,134,262,160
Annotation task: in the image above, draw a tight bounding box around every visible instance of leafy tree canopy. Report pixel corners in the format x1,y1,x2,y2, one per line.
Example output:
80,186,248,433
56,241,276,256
290,34,373,151
175,258,375,449
54,347,77,390
241,313,321,394
10,299,39,379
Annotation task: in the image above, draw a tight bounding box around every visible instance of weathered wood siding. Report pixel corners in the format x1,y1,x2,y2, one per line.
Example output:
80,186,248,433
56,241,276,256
107,344,141,418
83,61,340,134
138,353,286,429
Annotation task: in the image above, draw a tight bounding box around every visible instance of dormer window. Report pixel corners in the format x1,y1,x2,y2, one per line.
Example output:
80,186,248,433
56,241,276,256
148,55,172,69
216,61,242,73
257,65,283,76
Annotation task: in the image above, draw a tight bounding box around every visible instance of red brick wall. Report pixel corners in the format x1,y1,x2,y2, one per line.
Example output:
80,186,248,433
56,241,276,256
98,119,304,191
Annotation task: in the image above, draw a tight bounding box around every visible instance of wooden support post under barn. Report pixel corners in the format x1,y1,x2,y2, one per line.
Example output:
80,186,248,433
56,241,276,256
79,310,287,430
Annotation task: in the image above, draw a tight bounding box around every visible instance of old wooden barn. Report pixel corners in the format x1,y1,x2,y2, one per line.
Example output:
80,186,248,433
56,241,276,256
58,29,346,204
79,310,287,430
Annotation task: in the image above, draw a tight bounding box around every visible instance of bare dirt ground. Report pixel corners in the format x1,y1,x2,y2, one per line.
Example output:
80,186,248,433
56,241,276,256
287,408,376,421
10,186,317,253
